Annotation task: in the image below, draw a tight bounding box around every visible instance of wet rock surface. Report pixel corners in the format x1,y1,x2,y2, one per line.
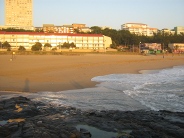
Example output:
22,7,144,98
0,96,184,138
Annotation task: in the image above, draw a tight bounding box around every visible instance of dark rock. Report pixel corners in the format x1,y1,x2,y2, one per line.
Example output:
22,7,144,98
0,126,11,137
11,127,22,138
60,134,68,138
4,100,16,109
80,128,92,137
36,120,43,127
8,122,19,131
42,131,51,138
0,96,184,138
0,104,4,110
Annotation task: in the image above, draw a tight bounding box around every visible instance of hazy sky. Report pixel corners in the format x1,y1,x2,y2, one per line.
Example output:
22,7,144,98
0,0,184,30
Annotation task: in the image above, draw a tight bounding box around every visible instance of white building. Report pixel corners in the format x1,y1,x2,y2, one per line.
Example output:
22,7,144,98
121,23,158,36
0,32,112,52
174,26,184,35
161,28,175,35
168,43,184,52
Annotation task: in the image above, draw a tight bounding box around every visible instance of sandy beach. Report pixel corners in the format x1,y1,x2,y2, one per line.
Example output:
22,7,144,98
0,54,184,94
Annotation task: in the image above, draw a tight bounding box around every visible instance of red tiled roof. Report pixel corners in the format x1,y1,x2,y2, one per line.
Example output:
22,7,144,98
0,31,103,37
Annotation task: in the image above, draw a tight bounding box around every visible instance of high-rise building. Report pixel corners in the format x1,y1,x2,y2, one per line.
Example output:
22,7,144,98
5,0,33,30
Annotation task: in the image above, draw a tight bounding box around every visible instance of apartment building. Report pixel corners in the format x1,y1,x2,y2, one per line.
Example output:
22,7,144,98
148,28,158,36
160,28,175,35
42,24,74,34
5,0,33,30
174,26,184,35
121,23,158,36
43,24,55,33
72,24,86,29
61,25,74,33
79,27,92,33
0,32,112,51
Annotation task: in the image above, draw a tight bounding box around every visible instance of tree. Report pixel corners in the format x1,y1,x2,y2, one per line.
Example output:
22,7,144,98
90,26,102,34
18,46,26,51
74,29,80,34
2,41,11,49
110,41,117,49
2,28,33,32
44,43,52,47
70,42,76,48
31,42,42,51
35,28,44,32
61,42,76,49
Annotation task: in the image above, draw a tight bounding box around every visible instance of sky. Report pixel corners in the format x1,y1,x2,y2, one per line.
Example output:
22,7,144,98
0,0,184,30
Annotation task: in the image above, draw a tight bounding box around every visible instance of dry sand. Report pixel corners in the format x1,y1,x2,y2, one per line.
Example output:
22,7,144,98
0,54,184,95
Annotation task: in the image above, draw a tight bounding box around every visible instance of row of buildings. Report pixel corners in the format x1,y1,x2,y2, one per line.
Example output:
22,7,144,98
0,0,183,53
2,22,183,37
0,30,183,53
36,24,92,34
140,43,184,53
121,23,184,36
0,32,112,51
1,30,183,53
1,0,184,36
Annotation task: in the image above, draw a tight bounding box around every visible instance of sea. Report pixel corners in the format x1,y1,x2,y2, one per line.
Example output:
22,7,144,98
1,66,184,112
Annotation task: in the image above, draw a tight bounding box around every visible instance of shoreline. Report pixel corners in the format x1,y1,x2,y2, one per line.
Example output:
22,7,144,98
0,54,184,95
1,54,184,138
0,65,180,94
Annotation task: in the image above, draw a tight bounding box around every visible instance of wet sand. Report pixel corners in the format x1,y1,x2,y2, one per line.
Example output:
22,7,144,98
0,54,184,94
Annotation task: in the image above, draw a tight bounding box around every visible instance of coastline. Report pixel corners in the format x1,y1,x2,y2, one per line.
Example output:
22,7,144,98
1,55,184,137
0,54,184,95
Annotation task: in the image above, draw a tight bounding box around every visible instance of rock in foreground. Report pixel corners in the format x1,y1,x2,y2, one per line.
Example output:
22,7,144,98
0,96,184,138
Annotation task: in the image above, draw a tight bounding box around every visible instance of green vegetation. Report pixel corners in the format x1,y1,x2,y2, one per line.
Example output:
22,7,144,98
1,28,33,32
60,42,76,49
44,43,52,48
18,46,26,51
31,42,42,51
87,26,184,50
2,41,11,51
1,26,184,53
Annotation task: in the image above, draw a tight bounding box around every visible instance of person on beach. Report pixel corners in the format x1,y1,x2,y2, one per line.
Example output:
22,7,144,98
11,51,16,60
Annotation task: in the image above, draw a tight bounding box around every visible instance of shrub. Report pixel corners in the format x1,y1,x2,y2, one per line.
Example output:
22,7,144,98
31,42,42,51
18,46,26,51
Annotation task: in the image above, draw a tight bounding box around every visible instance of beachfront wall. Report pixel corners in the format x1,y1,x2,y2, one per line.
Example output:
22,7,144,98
0,32,112,52
168,43,184,53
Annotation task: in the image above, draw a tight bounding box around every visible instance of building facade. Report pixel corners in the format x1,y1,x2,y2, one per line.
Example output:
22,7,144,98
121,23,158,36
5,0,33,30
79,27,92,33
42,24,74,34
141,43,162,50
0,32,112,51
43,24,55,33
72,23,86,29
160,28,175,35
174,26,184,35
168,43,184,53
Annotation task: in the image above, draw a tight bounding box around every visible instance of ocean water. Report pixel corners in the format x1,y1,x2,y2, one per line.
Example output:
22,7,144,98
1,66,184,112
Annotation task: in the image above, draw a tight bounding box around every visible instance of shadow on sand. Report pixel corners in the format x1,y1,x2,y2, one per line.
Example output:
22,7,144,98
23,78,30,92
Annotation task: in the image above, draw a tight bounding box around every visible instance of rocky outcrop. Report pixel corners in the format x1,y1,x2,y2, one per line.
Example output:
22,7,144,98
0,96,184,138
